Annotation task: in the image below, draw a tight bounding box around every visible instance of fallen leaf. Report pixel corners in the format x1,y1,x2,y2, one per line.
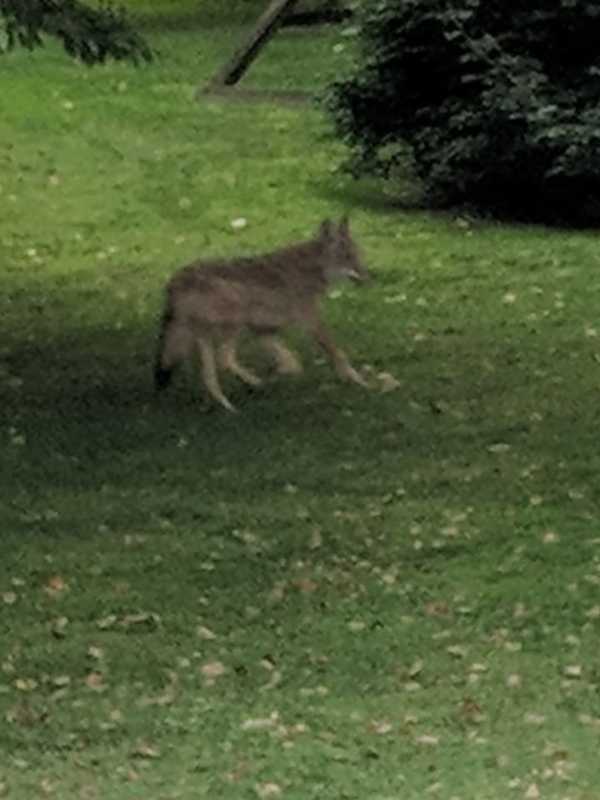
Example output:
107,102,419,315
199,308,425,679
44,576,67,597
348,620,366,632
487,443,511,453
200,661,226,679
564,664,582,678
524,712,546,726
460,697,484,723
369,719,393,735
84,672,106,692
260,669,282,692
416,734,439,746
39,777,55,794
196,625,217,640
255,782,281,798
424,601,451,617
15,678,38,692
50,616,69,638
121,612,161,628
292,577,318,594
309,528,322,550
97,614,117,630
408,658,424,677
446,644,468,658
139,673,177,707
241,713,279,731
131,741,161,759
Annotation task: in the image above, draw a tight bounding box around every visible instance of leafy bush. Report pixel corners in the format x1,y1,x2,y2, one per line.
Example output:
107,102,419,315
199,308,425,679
1,0,152,64
326,0,600,223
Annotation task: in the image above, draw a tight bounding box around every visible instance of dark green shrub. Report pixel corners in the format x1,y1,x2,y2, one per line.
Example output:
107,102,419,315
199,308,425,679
326,0,600,223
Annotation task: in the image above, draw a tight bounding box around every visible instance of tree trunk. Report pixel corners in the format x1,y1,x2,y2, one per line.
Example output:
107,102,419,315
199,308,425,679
205,0,300,90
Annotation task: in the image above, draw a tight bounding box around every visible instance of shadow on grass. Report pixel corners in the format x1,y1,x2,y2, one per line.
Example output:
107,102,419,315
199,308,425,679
316,170,600,234
5,310,600,520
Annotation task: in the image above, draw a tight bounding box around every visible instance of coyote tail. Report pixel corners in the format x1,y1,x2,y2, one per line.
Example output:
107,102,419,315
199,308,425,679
154,305,175,392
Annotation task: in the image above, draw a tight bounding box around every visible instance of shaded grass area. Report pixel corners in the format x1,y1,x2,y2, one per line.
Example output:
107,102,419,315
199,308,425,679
2,11,600,800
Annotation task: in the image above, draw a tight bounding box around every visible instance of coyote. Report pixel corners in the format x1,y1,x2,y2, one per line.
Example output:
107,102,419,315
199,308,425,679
154,216,371,412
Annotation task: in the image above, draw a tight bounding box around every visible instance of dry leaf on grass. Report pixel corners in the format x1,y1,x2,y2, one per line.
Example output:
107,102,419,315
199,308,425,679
200,661,226,680
416,734,439,746
131,741,161,759
44,576,67,597
241,712,279,731
368,719,393,735
255,782,281,798
15,678,38,692
50,616,69,638
196,625,217,640
84,672,106,691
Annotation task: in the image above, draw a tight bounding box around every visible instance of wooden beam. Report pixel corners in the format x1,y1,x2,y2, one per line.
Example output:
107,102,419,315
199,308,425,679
205,0,300,90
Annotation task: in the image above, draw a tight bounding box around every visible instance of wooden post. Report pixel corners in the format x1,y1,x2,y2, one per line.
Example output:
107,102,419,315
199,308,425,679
205,0,300,90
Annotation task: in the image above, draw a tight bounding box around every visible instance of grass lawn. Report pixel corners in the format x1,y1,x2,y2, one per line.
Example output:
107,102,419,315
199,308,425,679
2,6,600,799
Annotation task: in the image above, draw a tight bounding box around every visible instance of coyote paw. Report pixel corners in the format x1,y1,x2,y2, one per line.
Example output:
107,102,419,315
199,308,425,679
344,367,371,389
240,373,263,388
214,396,237,413
277,362,303,377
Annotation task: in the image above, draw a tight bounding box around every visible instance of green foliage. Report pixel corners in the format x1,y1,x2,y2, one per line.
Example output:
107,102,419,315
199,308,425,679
326,0,600,223
0,0,152,64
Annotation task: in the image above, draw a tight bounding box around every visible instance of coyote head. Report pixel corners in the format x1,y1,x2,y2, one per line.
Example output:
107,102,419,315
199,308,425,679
318,216,371,285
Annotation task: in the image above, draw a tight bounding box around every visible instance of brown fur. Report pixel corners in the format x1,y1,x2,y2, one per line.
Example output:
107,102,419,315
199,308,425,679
154,217,371,412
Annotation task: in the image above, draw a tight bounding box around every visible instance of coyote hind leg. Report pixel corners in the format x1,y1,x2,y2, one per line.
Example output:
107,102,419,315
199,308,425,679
155,317,192,391
259,335,303,376
219,339,263,387
196,337,237,412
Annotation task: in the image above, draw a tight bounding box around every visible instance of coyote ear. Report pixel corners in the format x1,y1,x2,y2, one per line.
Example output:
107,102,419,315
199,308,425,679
319,219,335,239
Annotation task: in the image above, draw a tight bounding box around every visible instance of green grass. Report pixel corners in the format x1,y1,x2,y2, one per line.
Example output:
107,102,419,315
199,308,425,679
2,10,600,800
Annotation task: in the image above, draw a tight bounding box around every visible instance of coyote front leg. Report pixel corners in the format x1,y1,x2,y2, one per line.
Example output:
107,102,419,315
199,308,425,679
196,338,237,412
312,321,369,388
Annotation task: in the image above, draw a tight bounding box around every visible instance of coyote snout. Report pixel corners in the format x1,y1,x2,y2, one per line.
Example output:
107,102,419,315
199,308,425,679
154,216,372,412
